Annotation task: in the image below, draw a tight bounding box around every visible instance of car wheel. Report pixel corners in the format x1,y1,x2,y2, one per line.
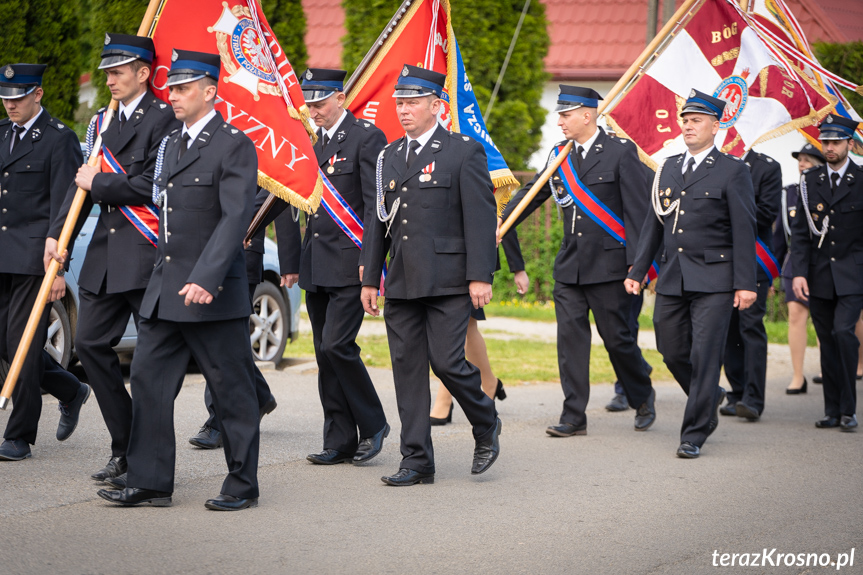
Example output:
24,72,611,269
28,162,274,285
45,301,73,369
250,281,288,363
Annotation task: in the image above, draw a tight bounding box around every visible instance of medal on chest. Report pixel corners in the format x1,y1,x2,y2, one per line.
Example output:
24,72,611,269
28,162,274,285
326,154,345,175
419,161,435,183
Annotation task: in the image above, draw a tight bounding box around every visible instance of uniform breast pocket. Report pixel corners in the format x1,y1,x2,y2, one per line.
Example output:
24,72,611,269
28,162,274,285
583,171,615,186
331,160,354,176
181,173,215,211
692,188,722,202
419,173,451,209
124,148,146,170
15,160,45,191
704,248,732,263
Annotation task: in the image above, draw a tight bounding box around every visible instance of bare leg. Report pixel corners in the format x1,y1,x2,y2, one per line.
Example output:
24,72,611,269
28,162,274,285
787,301,808,389
856,315,863,378
430,317,497,417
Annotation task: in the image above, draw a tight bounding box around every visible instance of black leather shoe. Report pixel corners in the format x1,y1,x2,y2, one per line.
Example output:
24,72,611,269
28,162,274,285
306,448,353,465
676,442,700,459
707,387,726,437
815,416,840,429
98,487,172,507
634,389,656,431
495,379,507,400
786,378,807,395
104,473,127,489
840,415,858,432
605,393,629,412
735,401,760,421
546,422,587,437
91,456,127,481
812,375,823,384
430,404,453,426
719,402,737,416
0,439,31,461
205,493,258,511
353,423,390,463
259,395,277,421
56,383,91,441
472,418,502,475
381,468,435,486
189,425,223,449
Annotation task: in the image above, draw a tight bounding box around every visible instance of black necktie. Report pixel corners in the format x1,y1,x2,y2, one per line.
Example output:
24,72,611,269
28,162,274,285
683,157,695,184
831,172,840,190
406,139,420,169
178,132,191,160
10,125,23,153
576,145,585,169
118,112,126,132
321,132,329,149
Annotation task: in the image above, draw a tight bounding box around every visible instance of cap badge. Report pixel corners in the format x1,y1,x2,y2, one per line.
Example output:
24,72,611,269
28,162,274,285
105,33,111,45
305,70,313,80
171,50,178,62
3,66,14,79
826,116,833,123
689,89,696,98
402,66,409,77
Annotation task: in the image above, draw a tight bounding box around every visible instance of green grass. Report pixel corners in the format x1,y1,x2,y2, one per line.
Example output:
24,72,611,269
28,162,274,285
483,301,557,322
286,332,672,384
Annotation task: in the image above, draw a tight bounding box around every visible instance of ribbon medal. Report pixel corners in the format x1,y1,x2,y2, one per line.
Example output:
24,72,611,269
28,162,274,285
419,161,435,183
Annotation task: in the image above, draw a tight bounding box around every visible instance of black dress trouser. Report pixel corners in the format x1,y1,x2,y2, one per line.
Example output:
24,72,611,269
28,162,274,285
809,293,862,418
384,294,497,474
1,274,78,444
723,280,770,414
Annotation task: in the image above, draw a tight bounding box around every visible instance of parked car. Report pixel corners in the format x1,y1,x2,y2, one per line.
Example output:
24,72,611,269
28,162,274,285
1,205,300,377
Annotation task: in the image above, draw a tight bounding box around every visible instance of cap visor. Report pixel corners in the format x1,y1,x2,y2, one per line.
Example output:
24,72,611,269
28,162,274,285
555,103,583,113
680,105,719,118
302,89,336,103
0,85,36,99
98,55,140,70
166,72,207,87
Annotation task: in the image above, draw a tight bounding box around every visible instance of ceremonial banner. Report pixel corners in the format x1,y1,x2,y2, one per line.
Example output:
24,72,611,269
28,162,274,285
605,0,836,167
345,0,519,212
149,0,322,211
747,0,863,153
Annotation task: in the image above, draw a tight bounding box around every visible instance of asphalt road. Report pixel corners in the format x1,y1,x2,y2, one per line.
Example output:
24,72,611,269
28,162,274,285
1,348,861,575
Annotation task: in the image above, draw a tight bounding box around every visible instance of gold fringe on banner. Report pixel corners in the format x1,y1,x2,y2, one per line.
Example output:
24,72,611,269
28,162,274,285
258,169,323,214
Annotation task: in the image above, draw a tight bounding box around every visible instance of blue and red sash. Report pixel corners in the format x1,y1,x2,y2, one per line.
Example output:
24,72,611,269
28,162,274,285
646,261,659,285
99,144,160,247
318,168,388,294
755,238,781,281
91,111,160,247
553,145,626,244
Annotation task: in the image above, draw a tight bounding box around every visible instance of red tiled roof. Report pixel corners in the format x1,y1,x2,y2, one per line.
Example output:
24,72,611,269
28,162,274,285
301,0,863,80
302,0,345,69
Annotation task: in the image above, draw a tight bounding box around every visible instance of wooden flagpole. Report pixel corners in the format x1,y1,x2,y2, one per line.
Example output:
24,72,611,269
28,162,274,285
245,0,416,243
0,0,164,410
499,0,702,238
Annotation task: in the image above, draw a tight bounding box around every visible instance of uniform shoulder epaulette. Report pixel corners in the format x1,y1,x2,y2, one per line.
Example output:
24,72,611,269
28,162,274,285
150,97,170,111
47,117,67,131
384,140,398,149
724,153,743,162
97,106,107,113
0,117,10,127
553,139,568,148
801,165,819,174
168,127,180,136
220,123,242,137
355,118,375,131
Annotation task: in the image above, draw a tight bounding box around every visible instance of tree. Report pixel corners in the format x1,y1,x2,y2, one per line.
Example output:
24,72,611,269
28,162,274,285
261,0,308,73
342,0,549,170
0,0,83,124
813,41,863,114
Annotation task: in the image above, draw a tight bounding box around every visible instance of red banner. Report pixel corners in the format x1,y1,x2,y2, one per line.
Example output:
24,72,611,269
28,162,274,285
150,0,322,211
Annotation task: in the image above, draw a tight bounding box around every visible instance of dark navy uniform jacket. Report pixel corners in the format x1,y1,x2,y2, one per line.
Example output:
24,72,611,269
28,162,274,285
361,124,497,299
276,110,386,290
790,161,863,298
140,111,256,322
0,109,82,275
49,92,180,293
744,151,782,283
501,127,649,285
630,147,757,295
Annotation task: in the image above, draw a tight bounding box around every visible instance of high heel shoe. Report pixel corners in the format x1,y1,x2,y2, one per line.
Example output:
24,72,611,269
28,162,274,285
786,377,807,395
430,404,453,426
495,379,507,401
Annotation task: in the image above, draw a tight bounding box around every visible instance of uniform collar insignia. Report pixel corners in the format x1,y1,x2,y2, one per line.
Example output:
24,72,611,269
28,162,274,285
135,108,144,115
431,140,440,148
337,130,346,141
202,131,210,136
160,103,167,109
595,143,602,149
819,172,826,180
